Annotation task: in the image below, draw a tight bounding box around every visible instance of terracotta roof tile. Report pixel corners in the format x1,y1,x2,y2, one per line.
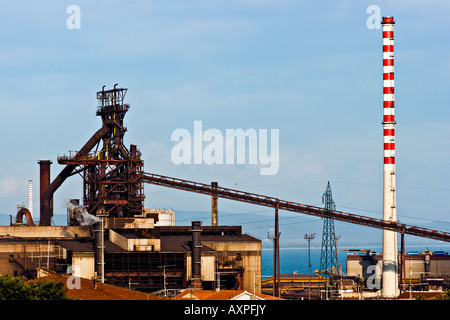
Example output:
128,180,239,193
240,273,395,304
32,274,167,300
173,289,284,300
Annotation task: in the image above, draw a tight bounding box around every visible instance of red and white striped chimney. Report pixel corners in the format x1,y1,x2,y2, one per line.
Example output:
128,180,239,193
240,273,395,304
381,16,398,298
28,179,33,218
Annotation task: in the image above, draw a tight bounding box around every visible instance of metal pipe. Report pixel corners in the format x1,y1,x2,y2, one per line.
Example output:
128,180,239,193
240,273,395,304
191,221,202,288
41,125,110,226
38,160,52,226
275,207,280,298
272,215,277,297
16,207,34,226
93,216,105,283
400,232,405,293
118,145,129,160
305,233,315,300
142,172,450,243
211,182,218,226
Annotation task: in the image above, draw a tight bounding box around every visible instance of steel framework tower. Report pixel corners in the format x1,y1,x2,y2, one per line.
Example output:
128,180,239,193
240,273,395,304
58,85,145,219
319,182,337,275
381,16,399,298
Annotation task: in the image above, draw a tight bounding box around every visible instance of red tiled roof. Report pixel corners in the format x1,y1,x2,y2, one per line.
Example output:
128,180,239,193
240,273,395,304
174,289,284,300
31,274,167,300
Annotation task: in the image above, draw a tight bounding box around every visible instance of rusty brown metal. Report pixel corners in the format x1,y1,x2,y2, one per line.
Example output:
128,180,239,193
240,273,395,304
142,172,450,243
41,125,111,226
38,160,52,226
211,182,218,226
15,207,34,226
54,86,145,219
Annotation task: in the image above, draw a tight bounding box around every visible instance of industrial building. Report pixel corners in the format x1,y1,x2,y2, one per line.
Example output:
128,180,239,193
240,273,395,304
2,82,450,300
0,84,261,295
346,249,450,292
259,250,450,300
261,273,326,300
2,16,450,300
0,218,261,294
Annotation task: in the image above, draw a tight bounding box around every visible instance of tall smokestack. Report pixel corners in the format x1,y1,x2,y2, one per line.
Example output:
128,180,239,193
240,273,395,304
38,160,52,226
28,180,33,218
381,16,398,298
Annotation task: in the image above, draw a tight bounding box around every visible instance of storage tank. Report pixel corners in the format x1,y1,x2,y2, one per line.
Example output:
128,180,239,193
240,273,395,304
157,210,175,226
144,208,175,226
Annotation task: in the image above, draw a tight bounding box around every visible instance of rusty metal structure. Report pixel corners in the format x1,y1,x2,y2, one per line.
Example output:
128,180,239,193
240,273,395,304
38,85,450,244
15,207,34,226
41,85,145,225
38,160,52,226
211,182,218,226
30,84,450,297
141,172,450,243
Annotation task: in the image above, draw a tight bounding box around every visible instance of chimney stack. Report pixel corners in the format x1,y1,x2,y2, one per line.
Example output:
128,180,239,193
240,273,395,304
28,180,33,218
38,160,52,226
381,16,399,298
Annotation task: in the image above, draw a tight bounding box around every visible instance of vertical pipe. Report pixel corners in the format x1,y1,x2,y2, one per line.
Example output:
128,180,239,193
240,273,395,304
101,217,105,283
305,234,313,300
191,221,202,288
275,207,280,298
28,180,33,218
211,182,218,226
41,125,110,226
400,232,405,293
94,223,101,278
308,238,311,300
381,16,398,298
38,160,52,226
272,208,279,297
93,216,106,283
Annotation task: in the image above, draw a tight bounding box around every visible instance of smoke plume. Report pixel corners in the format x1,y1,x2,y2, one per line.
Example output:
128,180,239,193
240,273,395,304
65,200,100,226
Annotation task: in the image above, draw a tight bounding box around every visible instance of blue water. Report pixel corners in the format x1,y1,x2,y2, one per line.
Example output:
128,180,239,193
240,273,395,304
261,248,346,278
261,246,450,279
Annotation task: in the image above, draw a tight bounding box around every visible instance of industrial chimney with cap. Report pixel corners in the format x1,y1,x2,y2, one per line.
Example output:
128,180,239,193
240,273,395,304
381,16,399,298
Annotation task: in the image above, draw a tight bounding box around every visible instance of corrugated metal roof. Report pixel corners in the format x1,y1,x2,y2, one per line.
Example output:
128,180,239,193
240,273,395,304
56,239,94,253
201,234,261,243
160,236,215,253
160,233,260,251
56,239,126,253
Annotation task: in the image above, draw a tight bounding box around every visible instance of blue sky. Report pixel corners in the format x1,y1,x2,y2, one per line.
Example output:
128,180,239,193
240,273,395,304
0,0,449,245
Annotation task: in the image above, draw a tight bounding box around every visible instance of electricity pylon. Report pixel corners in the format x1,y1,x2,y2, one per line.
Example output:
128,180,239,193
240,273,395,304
319,182,337,275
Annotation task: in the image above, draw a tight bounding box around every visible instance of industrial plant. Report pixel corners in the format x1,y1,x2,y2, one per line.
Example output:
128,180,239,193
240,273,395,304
1,84,261,295
1,16,450,301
